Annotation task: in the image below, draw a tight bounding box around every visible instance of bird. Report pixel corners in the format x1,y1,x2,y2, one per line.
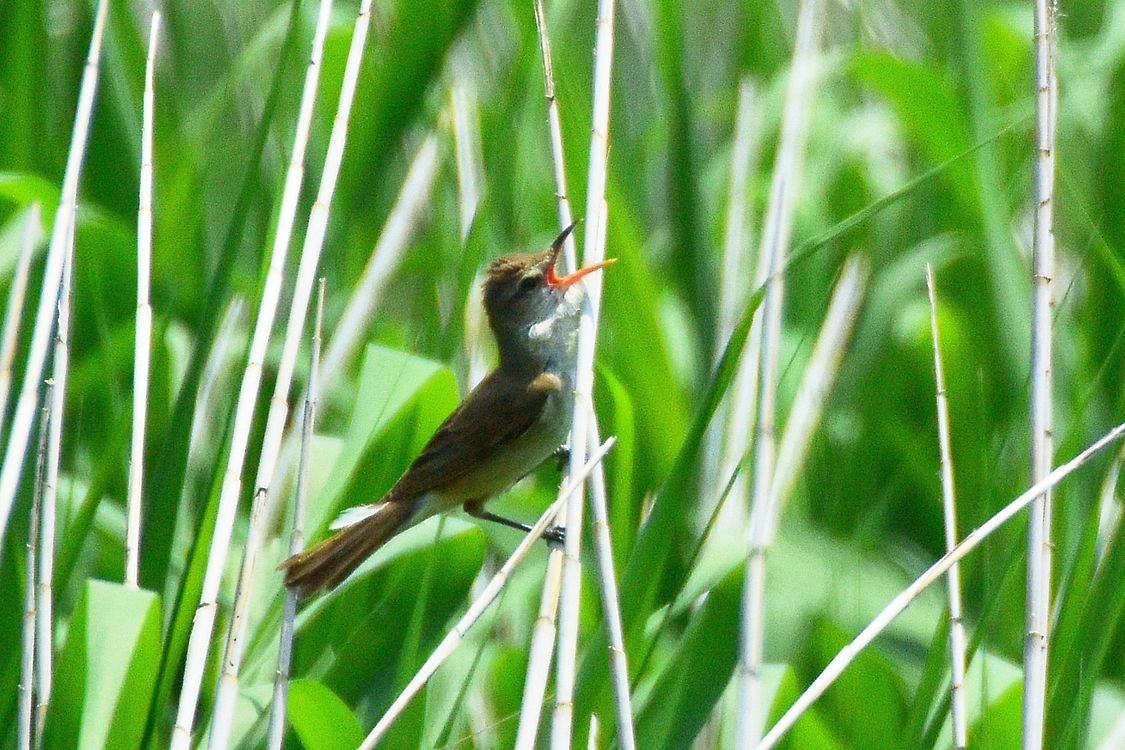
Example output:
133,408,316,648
280,223,613,595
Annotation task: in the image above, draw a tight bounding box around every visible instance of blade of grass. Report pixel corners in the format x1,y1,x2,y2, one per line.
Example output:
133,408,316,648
18,390,49,750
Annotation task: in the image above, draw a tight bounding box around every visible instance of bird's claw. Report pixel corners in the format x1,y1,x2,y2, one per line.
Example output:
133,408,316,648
544,525,566,546
554,445,570,472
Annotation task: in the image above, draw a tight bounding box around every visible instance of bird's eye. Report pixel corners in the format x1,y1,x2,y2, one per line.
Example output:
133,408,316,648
517,275,539,294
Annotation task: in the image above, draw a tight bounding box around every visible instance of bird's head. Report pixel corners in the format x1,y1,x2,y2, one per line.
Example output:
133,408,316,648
482,222,614,370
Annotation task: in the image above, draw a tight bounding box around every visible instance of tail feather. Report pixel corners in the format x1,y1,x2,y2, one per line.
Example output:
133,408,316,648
280,501,412,596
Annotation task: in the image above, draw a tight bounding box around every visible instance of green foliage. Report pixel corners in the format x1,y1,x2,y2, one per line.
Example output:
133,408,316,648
40,581,162,750
0,0,1123,748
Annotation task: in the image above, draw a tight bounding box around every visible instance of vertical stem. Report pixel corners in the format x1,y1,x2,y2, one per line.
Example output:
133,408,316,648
19,391,50,750
266,135,439,528
584,415,636,750
198,0,342,745
737,2,821,746
1024,0,1056,747
703,78,759,533
551,0,617,744
34,221,74,743
0,0,107,557
0,204,41,438
514,540,564,750
451,85,482,242
533,0,578,273
927,265,968,749
126,12,160,589
514,5,582,744
265,280,325,750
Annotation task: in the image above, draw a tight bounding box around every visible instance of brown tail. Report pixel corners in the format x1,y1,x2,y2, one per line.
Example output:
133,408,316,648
280,501,412,596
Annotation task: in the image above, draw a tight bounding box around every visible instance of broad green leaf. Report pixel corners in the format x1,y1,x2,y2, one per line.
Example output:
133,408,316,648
41,581,162,750
802,618,907,749
287,679,365,750
635,566,742,750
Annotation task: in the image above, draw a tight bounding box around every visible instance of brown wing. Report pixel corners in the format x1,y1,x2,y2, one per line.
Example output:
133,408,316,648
390,369,561,499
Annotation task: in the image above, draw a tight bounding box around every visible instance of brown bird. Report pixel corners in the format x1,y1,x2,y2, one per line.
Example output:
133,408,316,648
280,224,613,595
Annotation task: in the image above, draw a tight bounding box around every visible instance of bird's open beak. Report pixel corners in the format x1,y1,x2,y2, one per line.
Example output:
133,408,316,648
545,221,617,288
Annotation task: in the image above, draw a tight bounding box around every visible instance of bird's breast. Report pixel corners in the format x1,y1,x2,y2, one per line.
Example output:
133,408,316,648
432,371,573,507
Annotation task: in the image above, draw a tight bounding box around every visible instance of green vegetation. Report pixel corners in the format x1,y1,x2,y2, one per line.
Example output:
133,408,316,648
0,0,1123,748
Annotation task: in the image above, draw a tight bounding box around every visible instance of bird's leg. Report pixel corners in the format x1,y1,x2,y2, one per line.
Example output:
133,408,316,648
553,445,570,473
463,500,565,545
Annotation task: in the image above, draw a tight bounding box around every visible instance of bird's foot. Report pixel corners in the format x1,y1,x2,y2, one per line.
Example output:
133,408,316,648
543,525,566,546
554,445,570,472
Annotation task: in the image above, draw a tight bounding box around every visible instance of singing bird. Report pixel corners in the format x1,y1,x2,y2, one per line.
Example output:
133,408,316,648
280,224,613,595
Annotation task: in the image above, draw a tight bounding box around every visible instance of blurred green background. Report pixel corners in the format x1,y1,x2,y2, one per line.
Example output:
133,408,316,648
0,0,1123,747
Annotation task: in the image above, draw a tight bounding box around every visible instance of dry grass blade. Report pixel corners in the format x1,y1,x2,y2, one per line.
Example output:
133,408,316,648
0,0,107,557
126,11,160,589
926,265,968,748
360,438,617,750
756,421,1125,750
514,5,584,743
514,540,564,750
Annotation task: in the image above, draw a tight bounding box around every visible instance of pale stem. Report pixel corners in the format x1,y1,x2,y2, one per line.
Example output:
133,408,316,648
19,391,50,750
163,299,247,611
35,224,75,741
513,6,586,744
926,265,968,749
737,1,822,746
513,541,565,750
533,0,578,272
266,280,325,750
0,204,41,437
703,78,759,529
451,84,482,241
359,439,617,749
756,422,1125,750
766,256,867,528
126,11,160,589
193,0,342,746
0,0,107,557
265,134,439,528
1024,0,1057,746
585,415,636,750
551,0,617,744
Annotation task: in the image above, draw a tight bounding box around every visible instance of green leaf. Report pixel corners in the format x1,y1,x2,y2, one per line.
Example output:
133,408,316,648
635,565,741,750
286,679,365,750
308,342,459,533
41,581,162,750
802,618,908,749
